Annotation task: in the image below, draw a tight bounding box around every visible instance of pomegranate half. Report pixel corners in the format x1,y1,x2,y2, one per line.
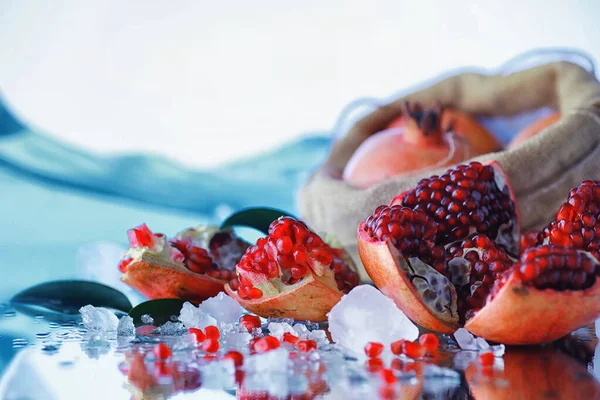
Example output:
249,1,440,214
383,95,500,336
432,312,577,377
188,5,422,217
358,162,600,344
343,102,500,188
119,223,248,303
225,216,360,322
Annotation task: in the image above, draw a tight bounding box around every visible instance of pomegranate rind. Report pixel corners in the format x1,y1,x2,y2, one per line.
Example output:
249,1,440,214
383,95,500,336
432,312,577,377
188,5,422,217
121,252,225,304
225,273,342,322
357,224,459,333
465,273,600,344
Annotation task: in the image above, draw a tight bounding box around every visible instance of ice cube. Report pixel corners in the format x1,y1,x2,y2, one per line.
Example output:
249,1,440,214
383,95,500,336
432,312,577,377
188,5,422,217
267,322,295,340
141,314,154,325
198,292,243,325
292,324,310,339
454,328,478,350
308,330,329,345
201,358,235,390
475,337,490,350
151,321,186,336
453,351,478,370
79,305,119,332
179,302,217,329
244,348,290,374
225,331,252,350
327,285,419,356
117,315,135,336
490,344,505,357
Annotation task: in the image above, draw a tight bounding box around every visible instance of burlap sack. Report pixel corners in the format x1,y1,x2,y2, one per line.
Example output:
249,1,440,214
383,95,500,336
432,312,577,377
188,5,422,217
298,60,600,281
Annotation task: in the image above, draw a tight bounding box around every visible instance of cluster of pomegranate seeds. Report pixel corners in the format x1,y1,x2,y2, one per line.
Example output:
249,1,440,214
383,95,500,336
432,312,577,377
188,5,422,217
364,342,384,358
253,336,281,353
540,181,600,258
392,162,517,248
239,315,261,332
128,223,156,248
363,205,445,271
170,238,237,281
515,245,599,290
235,217,358,299
152,343,172,360
447,234,516,321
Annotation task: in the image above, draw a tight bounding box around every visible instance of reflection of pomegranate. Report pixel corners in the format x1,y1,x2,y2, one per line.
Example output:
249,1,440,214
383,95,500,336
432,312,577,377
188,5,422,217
358,162,600,344
120,224,249,303
465,348,600,400
225,217,360,321
507,112,560,150
343,102,500,188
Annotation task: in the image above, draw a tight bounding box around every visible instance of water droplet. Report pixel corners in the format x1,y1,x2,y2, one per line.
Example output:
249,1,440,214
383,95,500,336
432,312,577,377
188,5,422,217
4,311,16,318
49,322,60,329
60,322,75,328
12,338,28,348
58,360,75,368
36,332,51,339
35,315,45,319
42,344,60,354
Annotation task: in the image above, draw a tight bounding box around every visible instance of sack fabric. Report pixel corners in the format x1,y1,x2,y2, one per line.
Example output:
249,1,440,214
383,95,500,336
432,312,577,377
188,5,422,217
297,61,600,281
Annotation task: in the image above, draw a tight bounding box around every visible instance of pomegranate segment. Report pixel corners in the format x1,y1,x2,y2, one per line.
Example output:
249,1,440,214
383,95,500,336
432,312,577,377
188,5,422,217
119,224,249,303
390,161,519,254
226,217,360,322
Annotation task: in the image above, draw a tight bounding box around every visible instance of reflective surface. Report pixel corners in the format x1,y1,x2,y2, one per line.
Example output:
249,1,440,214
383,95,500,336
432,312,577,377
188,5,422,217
1,305,599,400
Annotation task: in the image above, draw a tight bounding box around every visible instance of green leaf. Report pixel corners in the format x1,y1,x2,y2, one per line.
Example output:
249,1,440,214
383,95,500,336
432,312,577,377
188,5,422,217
128,298,187,326
220,207,296,235
10,280,132,320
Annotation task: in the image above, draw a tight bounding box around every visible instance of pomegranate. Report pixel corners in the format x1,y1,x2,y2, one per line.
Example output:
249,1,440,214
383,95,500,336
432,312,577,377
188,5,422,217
507,112,560,150
343,102,500,188
225,217,360,321
358,163,600,344
119,223,249,303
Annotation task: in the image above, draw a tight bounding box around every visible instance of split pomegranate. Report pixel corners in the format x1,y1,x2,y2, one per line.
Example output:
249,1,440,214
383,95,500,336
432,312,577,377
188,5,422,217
507,112,560,150
358,164,600,344
225,217,360,321
119,224,249,303
343,102,500,188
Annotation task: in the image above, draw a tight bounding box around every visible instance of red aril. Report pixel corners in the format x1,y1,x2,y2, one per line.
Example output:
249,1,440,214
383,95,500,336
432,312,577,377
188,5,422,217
188,328,205,343
201,338,219,353
479,352,494,367
364,342,385,358
153,343,171,360
224,351,244,368
253,336,280,353
380,368,398,385
418,333,439,353
239,315,261,333
390,339,405,356
297,340,317,352
225,217,360,321
205,326,220,340
365,357,384,373
282,332,299,345
120,224,249,303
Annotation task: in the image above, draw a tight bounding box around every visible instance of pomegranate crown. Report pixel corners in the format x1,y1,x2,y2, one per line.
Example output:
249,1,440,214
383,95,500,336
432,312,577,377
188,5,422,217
401,101,454,137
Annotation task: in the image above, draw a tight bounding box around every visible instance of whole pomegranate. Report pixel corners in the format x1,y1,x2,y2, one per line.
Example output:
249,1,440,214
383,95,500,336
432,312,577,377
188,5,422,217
507,112,560,150
343,102,500,188
358,162,600,344
225,216,360,321
119,224,249,303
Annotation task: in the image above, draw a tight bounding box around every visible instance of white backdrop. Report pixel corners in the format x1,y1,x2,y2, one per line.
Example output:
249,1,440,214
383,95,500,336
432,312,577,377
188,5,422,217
0,0,598,167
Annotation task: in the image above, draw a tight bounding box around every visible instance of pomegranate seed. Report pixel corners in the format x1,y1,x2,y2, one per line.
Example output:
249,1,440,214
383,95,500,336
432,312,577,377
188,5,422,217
276,237,293,254
224,350,244,367
479,352,495,366
380,368,397,385
282,332,299,345
254,336,280,353
153,343,171,360
401,341,426,359
297,340,317,352
205,326,220,340
127,224,155,248
418,333,439,352
364,342,385,358
188,328,206,342
239,315,261,332
365,357,384,373
201,338,219,353
118,258,132,273
390,339,406,355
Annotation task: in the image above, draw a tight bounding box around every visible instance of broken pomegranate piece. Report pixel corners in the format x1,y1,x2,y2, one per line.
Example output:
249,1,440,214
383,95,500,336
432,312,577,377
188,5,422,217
390,161,519,253
359,165,600,344
225,216,360,321
119,224,249,303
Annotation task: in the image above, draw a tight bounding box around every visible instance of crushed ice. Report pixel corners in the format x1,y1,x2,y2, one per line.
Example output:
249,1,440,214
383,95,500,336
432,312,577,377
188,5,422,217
117,315,135,336
198,292,243,324
179,301,217,329
79,305,119,332
327,285,419,356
